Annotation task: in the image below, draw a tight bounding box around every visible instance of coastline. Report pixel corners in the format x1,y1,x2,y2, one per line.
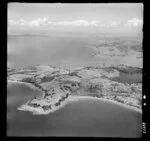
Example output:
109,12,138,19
67,96,142,114
18,95,73,115
7,80,44,94
8,80,142,115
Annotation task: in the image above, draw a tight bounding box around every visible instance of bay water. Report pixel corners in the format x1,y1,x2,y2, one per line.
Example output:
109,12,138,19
7,82,142,137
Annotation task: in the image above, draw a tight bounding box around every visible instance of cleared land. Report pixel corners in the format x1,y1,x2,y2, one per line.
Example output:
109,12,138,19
7,64,142,115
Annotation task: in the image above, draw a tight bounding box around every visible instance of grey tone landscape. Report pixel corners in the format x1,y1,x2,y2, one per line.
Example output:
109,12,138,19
7,3,143,137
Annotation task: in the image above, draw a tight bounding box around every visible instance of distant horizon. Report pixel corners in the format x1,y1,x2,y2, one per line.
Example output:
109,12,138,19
8,27,143,37
8,3,143,36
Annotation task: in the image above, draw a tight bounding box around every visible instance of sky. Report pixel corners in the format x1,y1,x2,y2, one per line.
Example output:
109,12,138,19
8,3,143,35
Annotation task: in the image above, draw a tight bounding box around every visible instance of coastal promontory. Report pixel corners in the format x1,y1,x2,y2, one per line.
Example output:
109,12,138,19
7,64,142,114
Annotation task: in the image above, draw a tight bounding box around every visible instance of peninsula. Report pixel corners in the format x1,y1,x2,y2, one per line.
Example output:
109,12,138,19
7,64,142,115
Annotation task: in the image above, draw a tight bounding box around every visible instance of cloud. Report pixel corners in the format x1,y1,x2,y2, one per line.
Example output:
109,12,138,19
110,21,121,27
28,17,50,27
54,20,99,26
9,18,142,28
8,18,99,27
8,19,18,25
8,17,50,27
18,19,28,25
125,18,143,27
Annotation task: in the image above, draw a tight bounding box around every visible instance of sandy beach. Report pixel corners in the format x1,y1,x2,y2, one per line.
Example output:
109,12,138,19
67,96,142,114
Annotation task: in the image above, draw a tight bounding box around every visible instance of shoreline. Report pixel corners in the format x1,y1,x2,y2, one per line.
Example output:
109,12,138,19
8,80,142,114
18,95,73,115
7,80,44,95
68,96,142,114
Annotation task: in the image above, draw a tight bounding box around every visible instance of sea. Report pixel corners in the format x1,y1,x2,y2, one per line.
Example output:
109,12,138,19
7,33,142,69
7,82,142,137
8,34,98,69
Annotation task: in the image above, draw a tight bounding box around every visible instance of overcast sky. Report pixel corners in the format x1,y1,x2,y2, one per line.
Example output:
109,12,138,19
8,3,143,35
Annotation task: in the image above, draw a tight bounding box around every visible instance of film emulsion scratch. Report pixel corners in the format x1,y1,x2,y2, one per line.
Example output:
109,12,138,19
7,3,143,137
